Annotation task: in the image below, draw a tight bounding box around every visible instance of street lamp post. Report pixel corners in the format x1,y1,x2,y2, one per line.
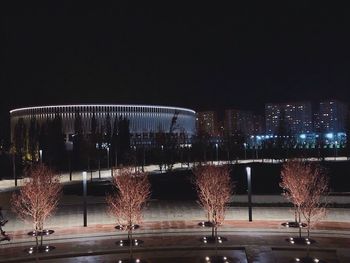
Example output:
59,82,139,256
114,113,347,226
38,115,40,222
243,143,247,160
142,146,146,172
215,143,218,164
39,149,43,163
161,145,164,172
106,147,110,169
246,166,252,222
82,171,87,227
334,141,338,161
133,145,137,171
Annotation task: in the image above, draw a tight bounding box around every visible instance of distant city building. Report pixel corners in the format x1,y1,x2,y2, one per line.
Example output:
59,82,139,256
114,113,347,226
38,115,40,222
224,109,264,136
265,101,313,136
196,111,219,136
315,100,348,133
253,114,265,135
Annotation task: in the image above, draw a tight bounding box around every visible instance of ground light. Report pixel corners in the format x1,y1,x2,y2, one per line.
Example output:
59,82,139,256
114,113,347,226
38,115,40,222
115,224,140,231
294,257,326,263
26,230,55,254
286,237,316,245
201,236,228,244
116,259,146,263
198,221,214,227
203,255,235,263
26,245,55,254
27,229,54,237
117,239,144,247
281,221,307,228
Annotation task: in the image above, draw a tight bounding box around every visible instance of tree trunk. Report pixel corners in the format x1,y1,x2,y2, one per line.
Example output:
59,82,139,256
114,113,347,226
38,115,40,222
298,210,302,238
211,224,215,239
69,152,72,181
129,228,133,260
40,231,43,247
35,226,39,250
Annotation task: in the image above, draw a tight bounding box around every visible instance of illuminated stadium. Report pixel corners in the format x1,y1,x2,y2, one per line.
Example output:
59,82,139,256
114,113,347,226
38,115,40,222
10,105,196,142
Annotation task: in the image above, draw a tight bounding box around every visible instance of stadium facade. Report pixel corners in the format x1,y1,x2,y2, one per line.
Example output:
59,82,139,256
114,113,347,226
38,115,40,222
10,104,196,143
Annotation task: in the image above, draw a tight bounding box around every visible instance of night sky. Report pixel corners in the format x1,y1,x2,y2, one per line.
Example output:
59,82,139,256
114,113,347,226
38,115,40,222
2,3,350,141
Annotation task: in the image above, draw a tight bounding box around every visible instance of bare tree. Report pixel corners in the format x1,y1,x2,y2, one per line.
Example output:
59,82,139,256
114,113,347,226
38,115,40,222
194,165,233,240
280,160,328,239
300,165,328,239
11,164,62,250
280,161,308,224
106,167,150,246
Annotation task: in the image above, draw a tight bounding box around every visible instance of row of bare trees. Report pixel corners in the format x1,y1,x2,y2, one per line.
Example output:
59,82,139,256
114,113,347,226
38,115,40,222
9,160,328,254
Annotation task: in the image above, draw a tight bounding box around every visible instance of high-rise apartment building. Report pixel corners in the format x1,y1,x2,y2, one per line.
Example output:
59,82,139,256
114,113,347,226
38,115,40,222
265,101,313,135
224,109,264,136
315,100,348,133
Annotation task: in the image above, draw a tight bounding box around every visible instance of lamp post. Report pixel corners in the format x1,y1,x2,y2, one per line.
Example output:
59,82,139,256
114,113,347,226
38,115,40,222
133,145,137,171
246,166,252,222
161,145,164,172
215,143,218,164
243,143,247,160
142,146,146,172
83,171,87,227
106,146,110,169
39,149,43,163
334,141,338,161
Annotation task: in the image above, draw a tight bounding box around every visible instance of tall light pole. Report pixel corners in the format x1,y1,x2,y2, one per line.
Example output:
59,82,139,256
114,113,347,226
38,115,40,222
246,166,252,222
133,145,137,171
142,145,146,172
39,149,43,163
83,171,87,227
106,147,110,169
255,146,258,159
243,143,247,160
334,141,338,161
161,145,164,172
215,143,218,164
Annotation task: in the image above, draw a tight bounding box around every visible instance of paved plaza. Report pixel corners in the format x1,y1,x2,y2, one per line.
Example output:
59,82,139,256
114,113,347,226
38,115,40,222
1,161,350,262
2,200,350,233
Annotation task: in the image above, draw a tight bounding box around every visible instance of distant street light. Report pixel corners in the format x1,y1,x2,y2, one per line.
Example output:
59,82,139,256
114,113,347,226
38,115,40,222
243,143,247,160
215,143,218,163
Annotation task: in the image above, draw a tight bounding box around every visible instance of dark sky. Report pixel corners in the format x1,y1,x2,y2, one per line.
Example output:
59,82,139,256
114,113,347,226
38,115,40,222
1,2,350,140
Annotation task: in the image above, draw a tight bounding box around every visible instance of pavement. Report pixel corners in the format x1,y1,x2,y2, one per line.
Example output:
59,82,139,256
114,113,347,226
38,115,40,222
1,219,350,262
0,200,350,262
